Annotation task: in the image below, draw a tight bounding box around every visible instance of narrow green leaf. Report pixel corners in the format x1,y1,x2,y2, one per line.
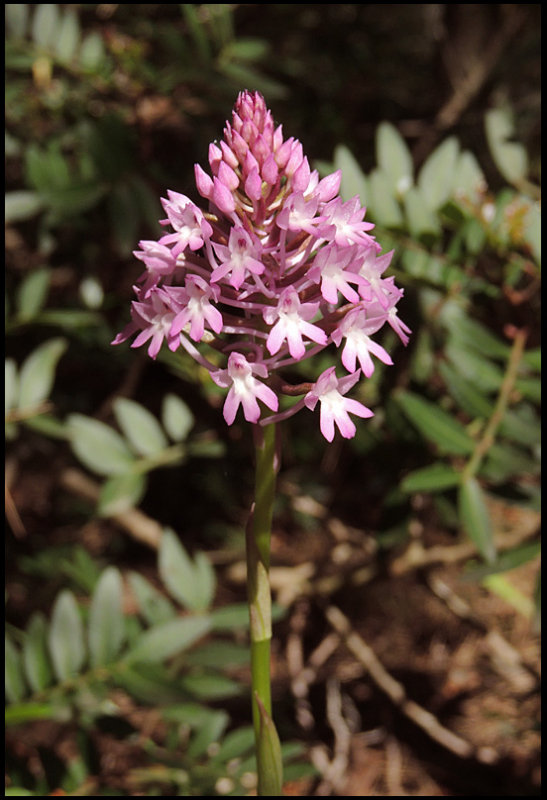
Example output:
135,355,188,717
5,635,26,702
125,615,211,664
97,472,147,517
88,567,125,667
31,3,60,49
376,121,413,196
16,267,51,322
6,702,70,726
113,397,168,457
129,572,177,626
159,528,209,611
445,316,511,360
485,106,528,184
523,203,541,265
333,144,369,205
395,390,475,455
17,338,67,409
210,725,255,764
161,393,194,442
464,541,540,582
67,413,135,476
192,551,216,611
54,8,80,63
5,190,45,223
439,361,494,419
458,478,496,562
482,574,534,618
48,589,86,681
222,37,269,61
401,463,461,493
445,344,504,393
210,603,250,631
181,672,243,700
23,613,53,692
418,136,459,211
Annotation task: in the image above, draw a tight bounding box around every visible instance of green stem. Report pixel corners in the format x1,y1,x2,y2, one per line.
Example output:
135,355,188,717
246,422,283,796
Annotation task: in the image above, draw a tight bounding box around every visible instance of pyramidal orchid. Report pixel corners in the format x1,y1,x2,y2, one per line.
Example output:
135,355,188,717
113,91,409,795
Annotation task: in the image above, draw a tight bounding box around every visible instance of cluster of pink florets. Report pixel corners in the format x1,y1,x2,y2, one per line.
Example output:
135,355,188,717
113,91,410,441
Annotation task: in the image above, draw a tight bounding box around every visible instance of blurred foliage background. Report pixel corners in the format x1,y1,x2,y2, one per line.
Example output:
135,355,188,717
5,4,541,797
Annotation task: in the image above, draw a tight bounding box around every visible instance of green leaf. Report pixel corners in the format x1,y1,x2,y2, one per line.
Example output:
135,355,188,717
458,478,496,563
485,106,528,184
5,358,18,414
67,413,135,476
5,3,29,38
482,574,535,618
403,185,440,237
445,316,510,360
88,567,125,667
159,528,212,611
523,202,541,264
209,603,249,631
395,390,475,455
5,702,70,726
180,672,243,700
368,168,404,227
125,615,211,664
464,541,540,582
97,472,147,517
16,267,51,322
48,590,86,681
161,393,194,442
401,463,461,493
23,613,53,693
376,121,413,196
17,338,67,409
79,31,105,71
222,37,269,62
333,144,369,205
54,8,80,63
445,344,504,393
210,725,255,764
439,362,494,419
113,397,168,457
184,640,249,669
453,150,486,203
5,190,45,223
129,572,177,626
5,635,26,702
418,136,459,211
31,3,60,50
187,709,229,760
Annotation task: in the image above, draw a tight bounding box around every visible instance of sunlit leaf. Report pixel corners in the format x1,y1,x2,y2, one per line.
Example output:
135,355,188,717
113,397,168,457
5,358,18,415
125,615,211,664
376,121,413,196
67,413,135,476
161,393,194,442
333,144,369,205
79,31,105,71
485,106,528,184
98,472,147,517
23,613,53,693
418,136,459,211
48,590,86,680
368,168,404,227
129,572,177,626
5,635,26,702
458,477,496,562
17,338,67,409
181,672,243,700
31,3,60,50
453,150,486,203
187,709,229,759
55,8,80,63
87,568,125,667
403,185,440,237
16,267,51,322
5,190,45,223
159,528,212,611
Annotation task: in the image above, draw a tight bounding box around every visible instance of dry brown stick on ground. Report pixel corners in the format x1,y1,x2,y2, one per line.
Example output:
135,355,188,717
325,604,498,766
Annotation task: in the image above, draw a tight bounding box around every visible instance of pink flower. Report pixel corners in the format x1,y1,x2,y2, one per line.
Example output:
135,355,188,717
331,306,393,377
304,367,373,442
211,352,278,425
114,91,409,436
263,286,327,359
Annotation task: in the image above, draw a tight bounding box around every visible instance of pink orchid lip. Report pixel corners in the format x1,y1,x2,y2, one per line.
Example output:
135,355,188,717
112,90,409,438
